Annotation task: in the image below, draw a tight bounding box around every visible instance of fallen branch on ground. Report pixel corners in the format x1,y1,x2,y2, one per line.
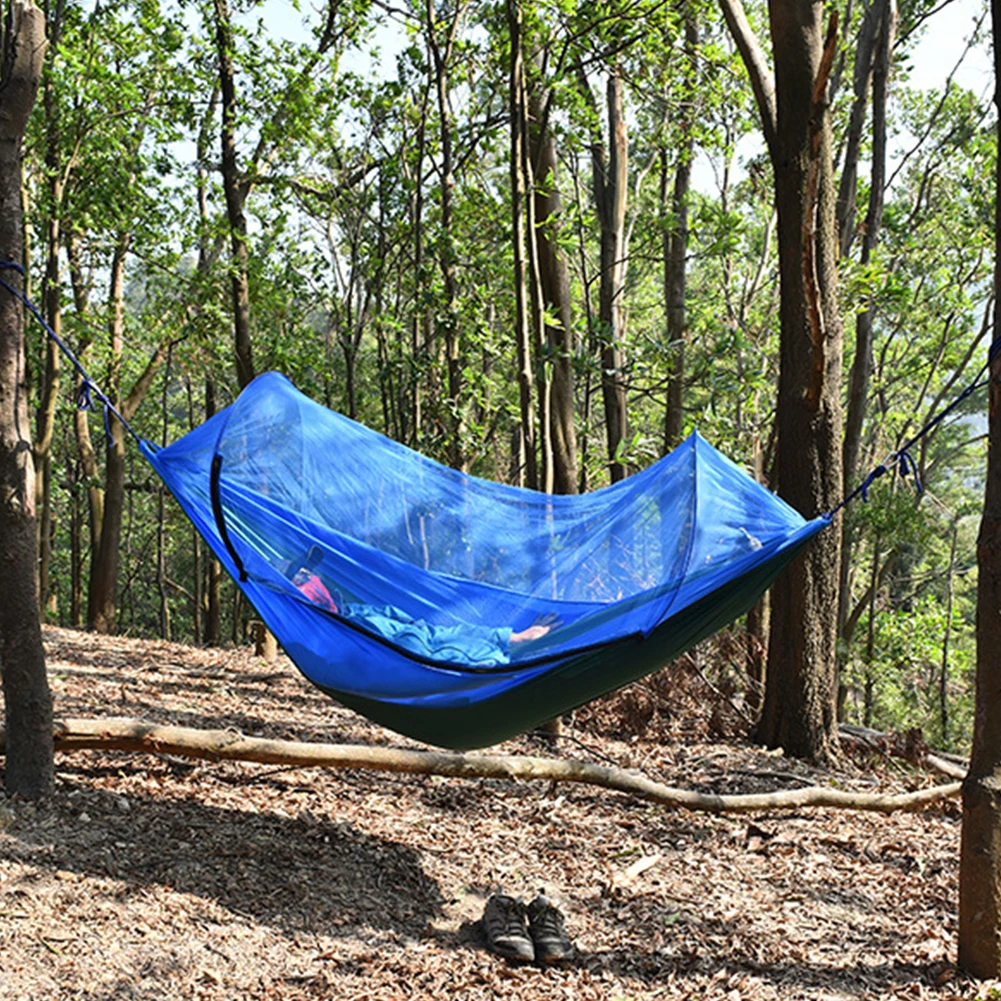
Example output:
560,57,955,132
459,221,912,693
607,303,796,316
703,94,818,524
839,722,968,780
0,717,962,815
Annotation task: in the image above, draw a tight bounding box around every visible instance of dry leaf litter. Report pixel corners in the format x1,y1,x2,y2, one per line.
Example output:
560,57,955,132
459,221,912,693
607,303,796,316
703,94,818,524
0,626,990,1001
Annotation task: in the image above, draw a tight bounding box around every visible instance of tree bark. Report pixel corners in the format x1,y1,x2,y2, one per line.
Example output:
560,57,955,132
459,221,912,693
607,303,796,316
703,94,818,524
528,81,578,496
87,236,130,634
508,0,537,489
837,0,896,703
213,0,254,391
65,233,104,570
840,0,894,493
4,717,962,815
662,146,690,451
663,11,698,453
87,240,167,635
724,0,844,765
593,69,630,483
958,0,1001,973
0,0,52,800
33,1,67,622
425,0,466,472
203,376,222,645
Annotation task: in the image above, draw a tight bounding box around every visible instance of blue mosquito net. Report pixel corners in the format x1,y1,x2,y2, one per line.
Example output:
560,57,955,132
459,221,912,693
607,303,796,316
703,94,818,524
142,372,827,747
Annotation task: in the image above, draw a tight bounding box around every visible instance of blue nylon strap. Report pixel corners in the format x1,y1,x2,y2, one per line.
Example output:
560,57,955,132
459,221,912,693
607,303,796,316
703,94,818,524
896,449,921,493
831,333,996,517
76,378,95,411
990,332,1001,365
860,463,888,502
0,260,142,448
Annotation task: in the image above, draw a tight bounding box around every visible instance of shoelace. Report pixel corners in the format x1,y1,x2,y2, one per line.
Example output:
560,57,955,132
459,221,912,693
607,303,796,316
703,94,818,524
499,897,529,935
530,897,564,936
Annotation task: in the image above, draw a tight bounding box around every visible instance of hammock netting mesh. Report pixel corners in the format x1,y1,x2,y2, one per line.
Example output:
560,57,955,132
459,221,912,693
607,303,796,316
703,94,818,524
142,372,827,748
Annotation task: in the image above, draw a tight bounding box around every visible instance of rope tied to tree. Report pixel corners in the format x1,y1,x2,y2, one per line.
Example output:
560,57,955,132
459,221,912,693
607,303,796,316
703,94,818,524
829,330,1001,518
0,260,142,448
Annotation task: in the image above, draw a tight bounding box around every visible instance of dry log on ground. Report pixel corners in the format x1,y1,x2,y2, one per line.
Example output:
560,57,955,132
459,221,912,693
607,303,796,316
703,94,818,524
0,717,961,815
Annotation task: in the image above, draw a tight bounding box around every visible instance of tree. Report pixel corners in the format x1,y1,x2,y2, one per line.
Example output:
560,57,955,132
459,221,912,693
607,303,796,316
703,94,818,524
528,61,579,495
958,0,1001,975
508,0,538,489
0,0,52,799
662,8,699,451
721,0,844,763
212,0,255,389
580,63,631,483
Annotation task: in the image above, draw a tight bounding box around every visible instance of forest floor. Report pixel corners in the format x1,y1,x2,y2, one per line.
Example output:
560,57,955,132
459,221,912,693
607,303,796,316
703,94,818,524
0,626,993,1001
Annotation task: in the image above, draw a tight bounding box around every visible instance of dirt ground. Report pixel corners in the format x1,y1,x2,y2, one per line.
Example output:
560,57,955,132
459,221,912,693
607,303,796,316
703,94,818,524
0,626,994,1001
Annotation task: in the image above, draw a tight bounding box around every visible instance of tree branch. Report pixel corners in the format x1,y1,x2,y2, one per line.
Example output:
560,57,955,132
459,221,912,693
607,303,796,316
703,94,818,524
717,0,776,154
10,717,964,815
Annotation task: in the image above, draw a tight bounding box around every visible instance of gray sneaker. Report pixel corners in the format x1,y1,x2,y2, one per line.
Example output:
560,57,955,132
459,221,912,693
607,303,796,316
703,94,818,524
527,889,574,964
482,892,534,962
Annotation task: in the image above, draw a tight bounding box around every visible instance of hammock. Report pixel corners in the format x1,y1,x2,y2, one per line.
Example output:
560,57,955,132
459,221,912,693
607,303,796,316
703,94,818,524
141,372,827,749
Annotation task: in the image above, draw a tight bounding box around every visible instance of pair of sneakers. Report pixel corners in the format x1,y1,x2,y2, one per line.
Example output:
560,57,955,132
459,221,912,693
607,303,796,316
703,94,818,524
482,889,574,964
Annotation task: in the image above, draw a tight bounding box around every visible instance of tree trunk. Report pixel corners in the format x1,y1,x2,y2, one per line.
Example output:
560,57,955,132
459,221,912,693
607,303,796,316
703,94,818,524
508,0,537,489
35,208,59,619
663,12,698,452
0,0,52,800
744,593,770,717
958,0,1001,973
529,81,578,496
425,0,466,471
940,517,957,746
203,376,222,645
253,621,277,662
214,0,254,391
87,237,167,635
839,0,894,487
837,0,896,692
87,237,130,634
33,4,67,623
69,459,83,626
156,359,171,641
724,0,844,764
592,69,630,483
836,0,900,672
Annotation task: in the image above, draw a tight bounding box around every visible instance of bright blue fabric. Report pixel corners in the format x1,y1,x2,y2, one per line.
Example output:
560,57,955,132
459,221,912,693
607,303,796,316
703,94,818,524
142,372,828,747
343,604,513,666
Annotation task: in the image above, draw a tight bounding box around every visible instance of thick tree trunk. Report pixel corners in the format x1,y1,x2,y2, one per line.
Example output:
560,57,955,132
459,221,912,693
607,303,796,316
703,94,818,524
958,0,1001,974
751,3,844,765
0,0,52,800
